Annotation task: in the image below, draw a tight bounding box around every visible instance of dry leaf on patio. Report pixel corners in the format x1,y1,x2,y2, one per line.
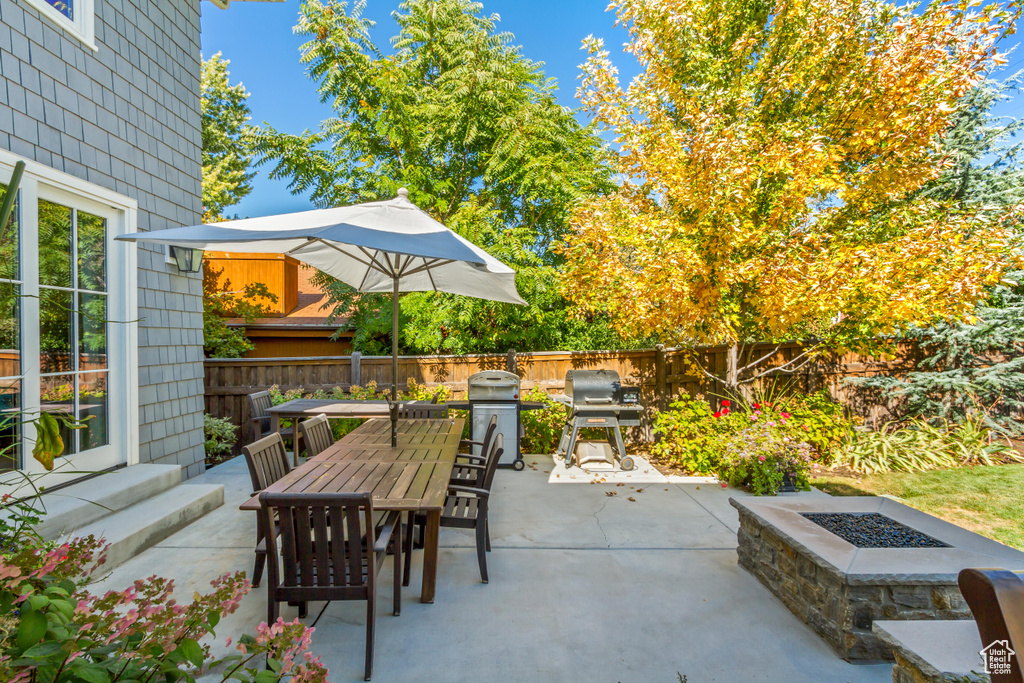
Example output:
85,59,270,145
605,491,617,497
636,488,644,493
628,497,636,502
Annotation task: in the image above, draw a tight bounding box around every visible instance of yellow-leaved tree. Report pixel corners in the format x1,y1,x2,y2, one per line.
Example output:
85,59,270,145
562,0,1023,391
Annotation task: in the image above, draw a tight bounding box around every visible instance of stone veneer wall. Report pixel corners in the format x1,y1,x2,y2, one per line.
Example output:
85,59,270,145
0,0,206,477
735,507,971,661
890,651,989,683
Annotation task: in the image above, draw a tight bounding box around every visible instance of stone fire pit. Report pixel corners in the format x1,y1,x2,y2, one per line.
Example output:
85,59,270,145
731,496,1024,661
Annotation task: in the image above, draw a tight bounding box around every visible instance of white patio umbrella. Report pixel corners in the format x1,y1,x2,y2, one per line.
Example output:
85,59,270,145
117,188,525,444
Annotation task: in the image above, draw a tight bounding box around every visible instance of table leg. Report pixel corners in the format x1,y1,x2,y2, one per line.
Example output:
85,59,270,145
421,510,441,603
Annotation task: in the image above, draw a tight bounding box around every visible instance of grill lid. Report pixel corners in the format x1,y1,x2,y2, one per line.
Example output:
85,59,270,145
564,370,621,404
468,370,520,400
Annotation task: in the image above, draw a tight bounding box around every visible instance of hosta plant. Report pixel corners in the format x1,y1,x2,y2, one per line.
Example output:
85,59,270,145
841,417,1020,474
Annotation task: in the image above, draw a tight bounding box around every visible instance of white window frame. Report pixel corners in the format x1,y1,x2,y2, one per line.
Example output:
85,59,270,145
0,150,138,489
22,0,98,52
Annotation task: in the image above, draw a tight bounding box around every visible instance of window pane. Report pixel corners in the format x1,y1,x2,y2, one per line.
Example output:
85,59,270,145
38,199,72,289
0,378,19,472
79,372,107,451
77,210,106,293
0,283,19,379
39,374,74,459
45,0,73,20
40,288,73,373
0,183,18,281
78,293,106,369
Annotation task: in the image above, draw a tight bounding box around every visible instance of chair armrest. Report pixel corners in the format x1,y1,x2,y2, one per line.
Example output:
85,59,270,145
460,438,484,447
373,511,402,553
447,484,490,498
456,453,486,464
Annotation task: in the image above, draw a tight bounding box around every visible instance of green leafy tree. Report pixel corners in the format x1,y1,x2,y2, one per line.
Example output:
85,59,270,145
248,0,637,354
201,52,254,222
852,75,1024,435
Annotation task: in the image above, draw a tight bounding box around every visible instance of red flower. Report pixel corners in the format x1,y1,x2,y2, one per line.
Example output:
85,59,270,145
720,482,728,488
753,402,760,410
713,411,722,418
721,407,730,415
721,400,731,407
780,411,791,419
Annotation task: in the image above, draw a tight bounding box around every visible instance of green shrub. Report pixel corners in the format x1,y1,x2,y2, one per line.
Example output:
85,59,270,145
840,416,1020,474
519,387,568,454
652,389,850,477
267,380,458,442
204,414,238,465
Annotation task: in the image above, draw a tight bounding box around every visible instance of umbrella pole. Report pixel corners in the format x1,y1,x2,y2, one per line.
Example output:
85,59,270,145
391,276,399,447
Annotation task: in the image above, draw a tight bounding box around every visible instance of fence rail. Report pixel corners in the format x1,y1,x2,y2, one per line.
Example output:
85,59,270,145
205,343,923,449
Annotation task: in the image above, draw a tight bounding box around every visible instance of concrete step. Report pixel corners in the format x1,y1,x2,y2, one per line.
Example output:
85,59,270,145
66,484,224,569
36,464,183,540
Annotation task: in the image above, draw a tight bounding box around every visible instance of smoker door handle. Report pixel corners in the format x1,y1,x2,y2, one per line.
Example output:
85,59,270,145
586,397,614,404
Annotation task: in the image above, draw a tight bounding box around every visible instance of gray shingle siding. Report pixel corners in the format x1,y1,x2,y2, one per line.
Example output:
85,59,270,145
0,0,206,477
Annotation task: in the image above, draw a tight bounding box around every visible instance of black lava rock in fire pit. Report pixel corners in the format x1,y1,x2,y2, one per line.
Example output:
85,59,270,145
800,512,950,549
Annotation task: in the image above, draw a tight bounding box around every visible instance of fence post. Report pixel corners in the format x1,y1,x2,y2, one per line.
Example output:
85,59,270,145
350,351,361,388
506,348,517,374
655,344,667,410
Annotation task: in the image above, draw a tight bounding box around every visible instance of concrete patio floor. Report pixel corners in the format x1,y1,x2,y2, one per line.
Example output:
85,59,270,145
93,455,893,683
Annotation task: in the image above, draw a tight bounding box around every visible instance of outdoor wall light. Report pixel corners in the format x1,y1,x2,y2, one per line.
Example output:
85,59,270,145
169,246,204,274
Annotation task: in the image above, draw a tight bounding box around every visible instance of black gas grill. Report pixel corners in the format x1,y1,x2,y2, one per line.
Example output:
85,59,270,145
554,370,643,471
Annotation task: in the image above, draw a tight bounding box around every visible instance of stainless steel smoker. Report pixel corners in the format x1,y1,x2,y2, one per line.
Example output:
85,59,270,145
554,369,643,471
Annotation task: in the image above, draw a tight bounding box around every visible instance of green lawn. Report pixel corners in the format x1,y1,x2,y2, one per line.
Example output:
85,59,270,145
811,464,1024,550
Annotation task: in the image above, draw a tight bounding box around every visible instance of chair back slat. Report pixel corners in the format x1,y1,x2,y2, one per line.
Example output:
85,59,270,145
296,509,315,587
398,403,448,419
345,505,364,586
261,492,376,594
242,433,291,492
299,414,335,458
482,433,504,491
311,506,331,587
277,506,299,587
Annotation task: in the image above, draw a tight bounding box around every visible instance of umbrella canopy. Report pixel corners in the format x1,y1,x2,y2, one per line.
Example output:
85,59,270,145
118,188,524,305
117,188,525,445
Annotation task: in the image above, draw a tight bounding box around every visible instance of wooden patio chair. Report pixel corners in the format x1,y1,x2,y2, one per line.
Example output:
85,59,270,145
242,433,291,588
247,390,294,444
298,413,334,458
260,491,401,681
959,568,1024,683
406,433,503,585
405,415,498,557
451,414,498,486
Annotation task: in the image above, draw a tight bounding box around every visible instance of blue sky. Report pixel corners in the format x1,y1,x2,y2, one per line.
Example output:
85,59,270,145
200,0,1024,219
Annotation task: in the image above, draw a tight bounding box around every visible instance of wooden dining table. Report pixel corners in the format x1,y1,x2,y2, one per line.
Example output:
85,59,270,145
239,417,464,604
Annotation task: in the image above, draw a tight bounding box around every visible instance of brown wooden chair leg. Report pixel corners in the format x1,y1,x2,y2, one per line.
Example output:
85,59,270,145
475,521,488,584
298,602,308,619
485,519,491,552
365,597,375,681
252,550,266,588
403,514,414,587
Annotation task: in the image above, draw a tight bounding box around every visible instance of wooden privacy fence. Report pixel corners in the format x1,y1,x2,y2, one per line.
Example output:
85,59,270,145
205,342,923,448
